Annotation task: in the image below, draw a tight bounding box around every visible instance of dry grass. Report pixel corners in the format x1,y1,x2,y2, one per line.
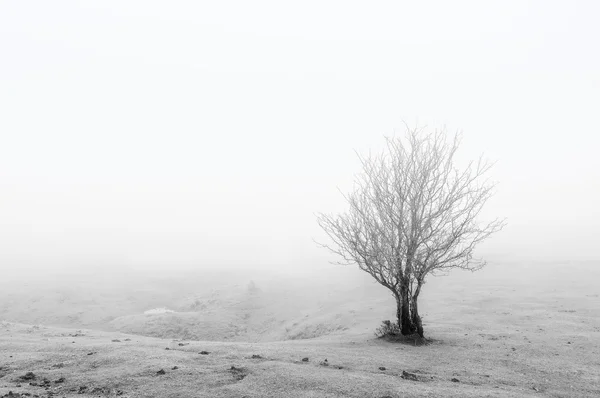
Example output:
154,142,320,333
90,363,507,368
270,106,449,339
1,261,599,397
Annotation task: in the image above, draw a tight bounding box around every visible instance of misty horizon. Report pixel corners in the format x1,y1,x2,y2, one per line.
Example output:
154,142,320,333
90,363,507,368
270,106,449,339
2,1,599,277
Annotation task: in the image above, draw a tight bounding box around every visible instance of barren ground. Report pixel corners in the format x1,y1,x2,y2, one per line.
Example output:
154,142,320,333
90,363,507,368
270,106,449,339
1,261,599,397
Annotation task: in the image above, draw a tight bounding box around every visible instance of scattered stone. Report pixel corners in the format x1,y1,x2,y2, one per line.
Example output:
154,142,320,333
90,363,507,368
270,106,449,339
156,369,166,375
116,390,124,396
199,351,210,355
165,348,170,350
567,342,572,344
124,338,131,341
229,366,247,381
451,378,460,383
319,359,329,367
111,339,121,343
178,343,185,346
172,366,178,370
379,367,386,371
251,354,263,359
54,377,65,384
301,357,309,362
78,386,87,394
51,364,64,369
532,386,539,392
511,347,516,351
18,372,36,381
401,371,420,381
86,352,94,356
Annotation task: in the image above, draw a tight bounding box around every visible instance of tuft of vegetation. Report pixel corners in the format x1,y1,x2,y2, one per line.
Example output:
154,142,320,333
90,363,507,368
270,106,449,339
375,320,401,338
375,320,431,346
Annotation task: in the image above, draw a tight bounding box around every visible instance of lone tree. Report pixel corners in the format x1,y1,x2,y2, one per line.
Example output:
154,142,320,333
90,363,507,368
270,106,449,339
317,127,505,338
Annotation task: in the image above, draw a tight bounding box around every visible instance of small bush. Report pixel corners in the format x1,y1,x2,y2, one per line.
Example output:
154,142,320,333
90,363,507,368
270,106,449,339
375,320,400,338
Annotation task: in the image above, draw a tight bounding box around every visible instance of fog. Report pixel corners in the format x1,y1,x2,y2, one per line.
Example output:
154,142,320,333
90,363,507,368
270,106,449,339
1,1,599,279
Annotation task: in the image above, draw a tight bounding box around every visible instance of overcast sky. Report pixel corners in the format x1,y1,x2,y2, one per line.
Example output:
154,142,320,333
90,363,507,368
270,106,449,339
1,1,599,275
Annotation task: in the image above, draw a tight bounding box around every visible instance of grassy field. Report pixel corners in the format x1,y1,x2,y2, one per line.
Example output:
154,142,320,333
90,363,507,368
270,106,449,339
1,261,599,397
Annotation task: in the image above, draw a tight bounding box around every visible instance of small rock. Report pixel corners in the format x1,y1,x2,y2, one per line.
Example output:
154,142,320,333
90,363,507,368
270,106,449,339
165,348,170,350
124,338,131,341
319,359,329,366
229,366,247,381
156,369,166,375
172,366,178,370
451,378,460,383
301,357,309,362
19,372,36,381
178,343,185,346
111,339,121,343
251,354,263,359
86,352,94,356
379,366,386,371
54,378,65,384
199,351,210,355
401,371,420,381
78,386,87,393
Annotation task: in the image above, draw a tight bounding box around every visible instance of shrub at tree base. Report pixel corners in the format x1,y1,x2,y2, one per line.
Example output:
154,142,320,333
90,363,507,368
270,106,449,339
375,320,400,338
375,320,430,346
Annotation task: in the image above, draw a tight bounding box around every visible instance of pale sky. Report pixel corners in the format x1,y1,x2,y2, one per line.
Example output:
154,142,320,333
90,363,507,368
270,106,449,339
1,1,599,275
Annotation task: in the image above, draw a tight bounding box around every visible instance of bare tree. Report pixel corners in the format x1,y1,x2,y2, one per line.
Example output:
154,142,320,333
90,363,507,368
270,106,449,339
317,126,505,337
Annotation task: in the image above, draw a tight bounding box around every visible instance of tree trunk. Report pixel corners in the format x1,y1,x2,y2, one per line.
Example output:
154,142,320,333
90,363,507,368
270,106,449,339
399,278,415,335
411,296,424,337
411,281,424,337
